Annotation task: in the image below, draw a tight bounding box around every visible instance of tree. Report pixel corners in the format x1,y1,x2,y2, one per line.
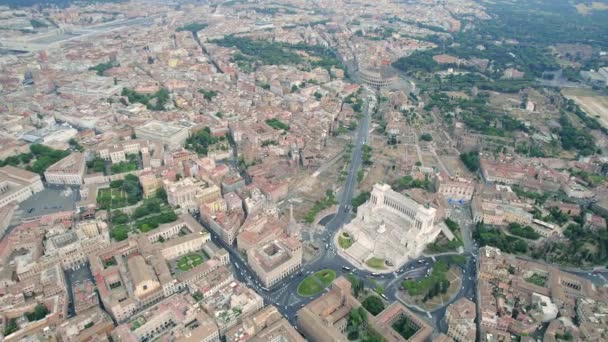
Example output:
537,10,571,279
4,318,17,335
460,151,480,172
347,330,359,340
420,133,433,141
347,274,365,297
110,180,123,188
352,191,371,211
176,22,208,32
111,210,129,224
111,225,129,241
362,295,385,316
441,279,450,293
25,304,49,322
349,308,363,328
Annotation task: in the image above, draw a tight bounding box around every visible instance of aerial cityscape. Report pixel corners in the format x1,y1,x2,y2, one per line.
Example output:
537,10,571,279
0,0,607,341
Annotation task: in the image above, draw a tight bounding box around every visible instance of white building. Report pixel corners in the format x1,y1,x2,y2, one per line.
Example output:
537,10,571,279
341,183,440,270
135,121,189,150
0,165,44,209
44,152,86,185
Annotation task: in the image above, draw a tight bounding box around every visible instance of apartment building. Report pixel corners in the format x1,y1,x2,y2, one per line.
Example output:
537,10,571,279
200,281,264,333
445,298,477,342
226,305,304,342
247,237,302,287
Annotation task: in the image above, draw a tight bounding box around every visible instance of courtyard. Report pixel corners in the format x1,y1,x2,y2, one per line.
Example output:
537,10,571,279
176,253,207,272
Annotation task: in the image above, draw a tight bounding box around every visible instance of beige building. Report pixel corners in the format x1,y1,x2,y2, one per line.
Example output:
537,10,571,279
370,302,433,342
435,173,475,202
0,165,44,209
471,196,533,226
56,307,115,341
164,177,222,212
247,237,302,287
480,159,528,185
446,298,477,342
46,230,109,270
128,254,162,299
200,281,264,333
89,214,228,323
135,120,189,149
112,294,220,342
297,277,430,342
95,139,155,164
477,246,608,340
140,173,162,198
226,305,304,342
44,152,86,185
296,277,358,342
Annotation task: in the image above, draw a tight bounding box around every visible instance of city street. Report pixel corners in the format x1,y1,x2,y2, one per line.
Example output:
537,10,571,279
192,89,474,331
190,87,608,334
64,263,94,318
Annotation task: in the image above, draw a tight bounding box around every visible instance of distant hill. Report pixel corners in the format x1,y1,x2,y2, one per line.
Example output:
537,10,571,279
0,0,125,8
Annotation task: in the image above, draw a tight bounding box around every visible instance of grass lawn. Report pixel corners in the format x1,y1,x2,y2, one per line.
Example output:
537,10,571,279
192,291,204,302
316,269,336,285
339,234,353,249
525,273,547,287
415,267,462,311
111,160,138,174
177,253,205,271
297,269,337,296
98,188,129,209
297,277,323,297
392,316,419,340
366,257,386,269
